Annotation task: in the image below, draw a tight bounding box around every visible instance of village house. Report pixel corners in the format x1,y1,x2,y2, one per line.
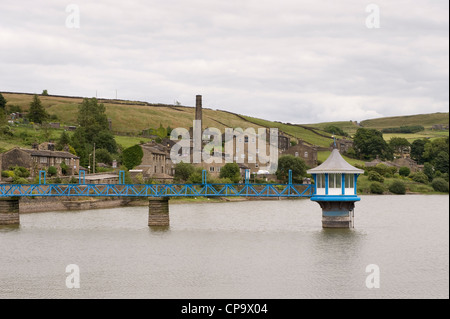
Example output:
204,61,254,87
0,146,80,178
282,140,318,168
134,142,175,182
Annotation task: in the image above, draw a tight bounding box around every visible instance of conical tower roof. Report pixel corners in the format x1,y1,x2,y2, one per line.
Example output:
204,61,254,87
307,149,364,174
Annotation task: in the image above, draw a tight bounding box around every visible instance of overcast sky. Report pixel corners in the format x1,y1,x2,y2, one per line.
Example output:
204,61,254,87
0,0,448,124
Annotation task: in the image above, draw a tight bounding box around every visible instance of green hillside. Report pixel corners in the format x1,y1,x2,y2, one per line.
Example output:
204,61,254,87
1,92,448,151
360,112,449,129
1,92,336,150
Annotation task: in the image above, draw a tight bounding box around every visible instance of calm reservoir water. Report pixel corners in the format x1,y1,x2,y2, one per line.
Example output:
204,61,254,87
0,195,448,299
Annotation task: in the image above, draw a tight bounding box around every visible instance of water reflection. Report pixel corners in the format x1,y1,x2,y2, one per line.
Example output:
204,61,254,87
0,224,20,232
148,226,170,232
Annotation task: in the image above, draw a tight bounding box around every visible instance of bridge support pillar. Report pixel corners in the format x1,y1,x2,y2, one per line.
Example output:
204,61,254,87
148,197,170,227
317,201,355,228
0,198,20,226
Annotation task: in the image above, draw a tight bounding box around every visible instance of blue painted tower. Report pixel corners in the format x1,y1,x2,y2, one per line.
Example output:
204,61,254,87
307,148,364,228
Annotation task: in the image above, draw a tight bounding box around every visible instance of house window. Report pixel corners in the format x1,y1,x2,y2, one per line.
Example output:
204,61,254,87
304,152,308,158
244,136,248,143
209,167,215,172
217,167,221,172
56,158,62,164
40,157,47,164
316,175,325,188
328,173,342,188
248,155,253,161
241,154,245,159
345,174,354,189
65,158,70,165
251,137,256,143
295,152,299,157
161,166,164,173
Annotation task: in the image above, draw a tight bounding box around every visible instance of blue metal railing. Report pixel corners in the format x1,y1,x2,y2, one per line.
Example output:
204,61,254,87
0,170,315,198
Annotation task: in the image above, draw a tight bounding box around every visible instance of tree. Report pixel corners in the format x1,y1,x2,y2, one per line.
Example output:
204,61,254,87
324,125,348,137
389,137,410,155
219,163,241,183
28,94,48,124
353,128,393,160
423,162,434,181
275,155,307,182
122,145,143,170
0,93,6,110
42,90,49,96
95,148,113,165
72,98,117,166
56,131,71,151
434,151,449,174
174,162,195,182
411,139,427,164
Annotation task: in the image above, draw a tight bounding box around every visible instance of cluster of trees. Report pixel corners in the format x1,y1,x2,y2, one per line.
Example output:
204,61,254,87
48,98,119,169
173,162,241,184
381,125,425,134
323,125,349,137
351,128,449,176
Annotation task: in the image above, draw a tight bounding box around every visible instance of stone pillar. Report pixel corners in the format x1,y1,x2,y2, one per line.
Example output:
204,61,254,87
148,197,169,227
317,201,355,228
0,198,20,225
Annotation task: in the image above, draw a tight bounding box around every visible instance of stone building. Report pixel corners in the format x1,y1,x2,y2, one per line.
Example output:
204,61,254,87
281,140,318,167
0,147,80,178
331,139,354,154
135,142,175,179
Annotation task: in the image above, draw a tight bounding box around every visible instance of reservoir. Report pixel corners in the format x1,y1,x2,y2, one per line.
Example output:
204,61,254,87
0,195,448,299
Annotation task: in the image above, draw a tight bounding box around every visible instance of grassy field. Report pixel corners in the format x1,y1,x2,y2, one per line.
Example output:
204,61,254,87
242,116,335,148
360,112,449,129
303,120,361,136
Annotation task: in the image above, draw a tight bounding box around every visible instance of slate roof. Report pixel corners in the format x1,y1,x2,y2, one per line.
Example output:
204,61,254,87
20,148,79,159
307,148,363,174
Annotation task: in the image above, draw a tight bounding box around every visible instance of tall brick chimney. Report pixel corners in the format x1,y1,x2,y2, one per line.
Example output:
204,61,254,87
195,95,202,123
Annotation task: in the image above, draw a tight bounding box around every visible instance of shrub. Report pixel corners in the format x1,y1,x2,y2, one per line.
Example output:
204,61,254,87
370,182,385,194
47,166,57,177
410,172,429,184
174,162,195,182
431,178,449,193
389,180,406,194
13,177,28,184
368,171,384,183
220,163,241,183
1,170,14,178
399,166,411,177
60,162,68,175
13,166,30,178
